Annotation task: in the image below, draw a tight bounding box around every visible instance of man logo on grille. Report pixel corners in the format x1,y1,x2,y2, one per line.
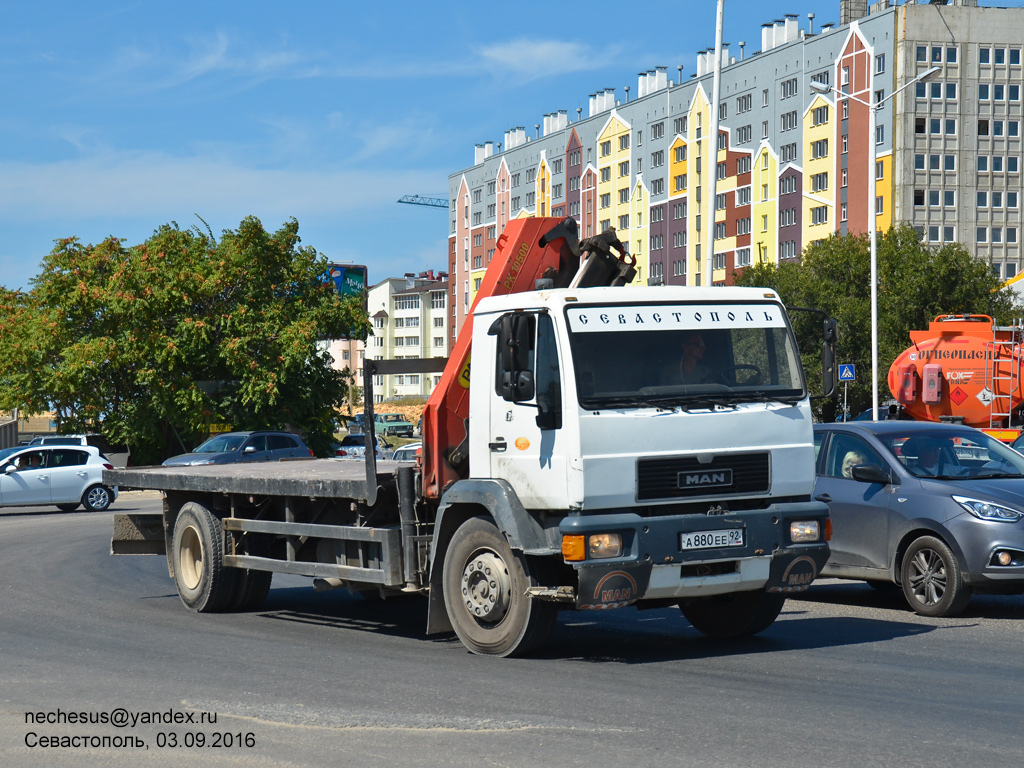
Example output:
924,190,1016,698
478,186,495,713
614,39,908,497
678,470,733,489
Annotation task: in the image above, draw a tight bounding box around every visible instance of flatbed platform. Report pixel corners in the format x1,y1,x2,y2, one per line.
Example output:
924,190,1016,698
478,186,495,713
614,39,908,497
105,458,409,500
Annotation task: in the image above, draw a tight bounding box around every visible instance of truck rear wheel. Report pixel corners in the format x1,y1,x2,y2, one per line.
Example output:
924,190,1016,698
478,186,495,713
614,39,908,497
680,590,785,638
228,532,273,612
172,502,237,613
443,516,556,657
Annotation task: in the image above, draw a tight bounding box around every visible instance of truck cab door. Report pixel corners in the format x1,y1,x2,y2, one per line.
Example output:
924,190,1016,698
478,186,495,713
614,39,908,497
487,312,568,509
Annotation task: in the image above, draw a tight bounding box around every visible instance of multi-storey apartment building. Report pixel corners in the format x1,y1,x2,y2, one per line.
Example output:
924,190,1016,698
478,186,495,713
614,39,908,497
449,0,1023,338
366,272,449,403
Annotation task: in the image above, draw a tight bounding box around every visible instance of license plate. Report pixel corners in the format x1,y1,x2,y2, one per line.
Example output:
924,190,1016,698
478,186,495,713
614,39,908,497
680,528,743,550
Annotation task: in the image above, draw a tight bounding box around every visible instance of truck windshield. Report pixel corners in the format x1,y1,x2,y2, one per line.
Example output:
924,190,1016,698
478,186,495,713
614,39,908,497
566,301,806,408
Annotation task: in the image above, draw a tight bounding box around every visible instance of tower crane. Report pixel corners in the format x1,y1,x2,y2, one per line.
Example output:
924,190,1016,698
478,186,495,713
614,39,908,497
397,195,448,209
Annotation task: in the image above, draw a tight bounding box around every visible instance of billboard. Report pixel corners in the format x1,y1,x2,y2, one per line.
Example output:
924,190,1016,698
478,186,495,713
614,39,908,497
326,264,368,302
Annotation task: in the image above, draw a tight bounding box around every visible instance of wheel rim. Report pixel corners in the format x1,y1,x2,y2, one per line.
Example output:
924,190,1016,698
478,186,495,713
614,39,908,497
906,548,947,606
178,525,204,591
461,550,512,623
87,486,109,509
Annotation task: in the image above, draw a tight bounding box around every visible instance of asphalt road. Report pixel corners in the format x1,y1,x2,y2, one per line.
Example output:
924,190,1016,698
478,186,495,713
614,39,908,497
2,493,1022,767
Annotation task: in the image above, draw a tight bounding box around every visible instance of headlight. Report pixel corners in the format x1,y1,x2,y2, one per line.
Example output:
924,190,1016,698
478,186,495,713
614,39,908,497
190,459,217,466
953,495,1024,522
790,521,821,543
588,533,623,559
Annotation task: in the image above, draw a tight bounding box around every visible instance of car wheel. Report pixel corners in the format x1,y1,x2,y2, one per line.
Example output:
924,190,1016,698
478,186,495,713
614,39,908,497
900,535,972,617
82,484,112,512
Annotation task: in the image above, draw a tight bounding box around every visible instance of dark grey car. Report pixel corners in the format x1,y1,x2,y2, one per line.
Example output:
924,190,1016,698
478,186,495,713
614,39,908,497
163,431,312,466
813,421,1024,617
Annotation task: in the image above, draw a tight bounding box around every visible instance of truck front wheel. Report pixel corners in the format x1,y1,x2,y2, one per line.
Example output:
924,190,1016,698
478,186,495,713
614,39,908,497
680,590,785,638
442,516,557,657
172,502,237,613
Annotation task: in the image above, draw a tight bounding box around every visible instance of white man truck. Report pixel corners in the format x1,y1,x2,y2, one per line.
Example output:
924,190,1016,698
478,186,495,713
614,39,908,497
110,217,834,657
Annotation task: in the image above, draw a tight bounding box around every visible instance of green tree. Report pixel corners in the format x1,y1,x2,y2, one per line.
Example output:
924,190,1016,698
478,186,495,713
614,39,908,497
735,225,1018,419
0,217,370,462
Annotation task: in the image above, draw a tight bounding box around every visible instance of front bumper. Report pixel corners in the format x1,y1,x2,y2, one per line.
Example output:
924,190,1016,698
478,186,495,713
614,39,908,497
559,502,830,610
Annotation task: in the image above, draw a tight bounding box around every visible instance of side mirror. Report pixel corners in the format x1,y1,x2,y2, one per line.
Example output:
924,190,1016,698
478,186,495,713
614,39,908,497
501,370,535,402
243,446,257,454
851,463,893,485
491,313,536,403
4,464,16,474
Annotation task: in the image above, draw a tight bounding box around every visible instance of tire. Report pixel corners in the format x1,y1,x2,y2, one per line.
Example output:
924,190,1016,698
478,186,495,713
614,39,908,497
442,516,557,657
82,484,112,512
57,503,80,513
226,531,273,612
900,535,972,617
230,569,273,612
171,502,237,613
680,590,786,638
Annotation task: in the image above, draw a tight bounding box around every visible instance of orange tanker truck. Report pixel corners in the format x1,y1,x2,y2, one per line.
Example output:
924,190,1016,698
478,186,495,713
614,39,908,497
888,314,1024,440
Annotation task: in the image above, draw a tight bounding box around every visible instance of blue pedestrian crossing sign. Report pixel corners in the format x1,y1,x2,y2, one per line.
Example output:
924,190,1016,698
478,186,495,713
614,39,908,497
839,364,856,382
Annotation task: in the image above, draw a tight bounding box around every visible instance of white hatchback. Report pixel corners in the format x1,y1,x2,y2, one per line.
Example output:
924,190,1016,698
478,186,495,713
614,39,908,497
0,445,118,512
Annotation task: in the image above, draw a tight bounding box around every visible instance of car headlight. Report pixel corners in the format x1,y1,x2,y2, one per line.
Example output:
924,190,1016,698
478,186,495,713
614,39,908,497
190,459,217,466
953,495,1024,522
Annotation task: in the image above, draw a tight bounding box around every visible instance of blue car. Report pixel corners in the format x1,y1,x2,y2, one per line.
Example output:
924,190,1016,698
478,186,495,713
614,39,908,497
163,431,312,466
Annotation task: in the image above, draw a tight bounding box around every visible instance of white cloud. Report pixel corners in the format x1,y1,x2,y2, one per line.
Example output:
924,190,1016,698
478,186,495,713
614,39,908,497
475,39,612,83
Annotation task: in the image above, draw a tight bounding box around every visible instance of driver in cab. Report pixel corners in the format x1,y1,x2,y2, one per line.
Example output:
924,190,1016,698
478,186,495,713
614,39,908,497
662,331,715,385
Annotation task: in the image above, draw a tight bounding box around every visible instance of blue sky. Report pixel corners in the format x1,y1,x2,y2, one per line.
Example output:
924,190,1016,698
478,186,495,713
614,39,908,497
1,0,1019,291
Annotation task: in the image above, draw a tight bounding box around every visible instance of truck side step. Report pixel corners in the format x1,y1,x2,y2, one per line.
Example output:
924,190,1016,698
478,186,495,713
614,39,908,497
223,517,404,586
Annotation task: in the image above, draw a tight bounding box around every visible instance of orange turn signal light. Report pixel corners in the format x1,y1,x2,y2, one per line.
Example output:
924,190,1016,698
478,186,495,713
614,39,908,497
562,534,586,561
825,519,833,542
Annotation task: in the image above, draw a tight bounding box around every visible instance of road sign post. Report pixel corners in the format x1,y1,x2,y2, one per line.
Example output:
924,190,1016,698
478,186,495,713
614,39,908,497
839,365,855,421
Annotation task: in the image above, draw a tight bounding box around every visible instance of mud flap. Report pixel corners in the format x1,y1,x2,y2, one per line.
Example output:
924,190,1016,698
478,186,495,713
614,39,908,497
765,547,830,593
575,561,653,610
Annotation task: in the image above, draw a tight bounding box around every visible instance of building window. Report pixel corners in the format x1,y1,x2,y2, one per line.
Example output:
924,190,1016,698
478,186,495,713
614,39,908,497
875,54,885,74
811,172,828,192
618,214,629,229
811,206,828,226
651,150,664,168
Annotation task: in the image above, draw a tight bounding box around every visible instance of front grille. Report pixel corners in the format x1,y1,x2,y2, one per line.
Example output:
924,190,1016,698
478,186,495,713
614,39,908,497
637,452,770,501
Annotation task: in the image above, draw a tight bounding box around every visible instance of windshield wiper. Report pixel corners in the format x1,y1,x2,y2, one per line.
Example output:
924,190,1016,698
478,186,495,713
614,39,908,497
739,391,803,406
971,470,1024,479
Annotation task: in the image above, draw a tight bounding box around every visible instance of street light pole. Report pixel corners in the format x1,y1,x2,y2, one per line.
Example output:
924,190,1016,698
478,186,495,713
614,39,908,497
811,65,939,421
704,0,725,287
